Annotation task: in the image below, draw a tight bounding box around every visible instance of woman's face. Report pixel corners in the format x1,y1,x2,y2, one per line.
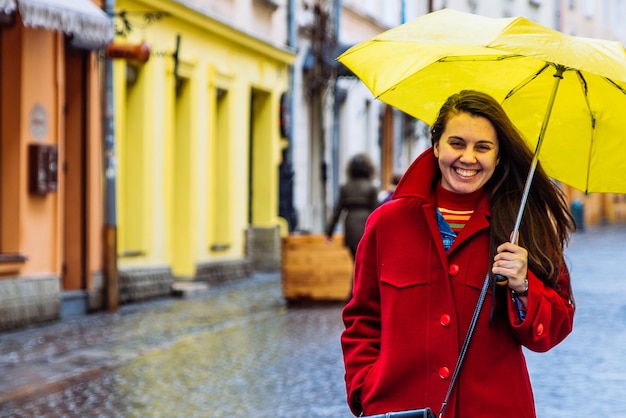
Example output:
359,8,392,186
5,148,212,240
433,112,500,194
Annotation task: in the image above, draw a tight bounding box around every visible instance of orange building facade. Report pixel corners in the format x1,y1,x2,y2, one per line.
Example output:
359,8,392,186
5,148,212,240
563,186,626,227
0,0,113,330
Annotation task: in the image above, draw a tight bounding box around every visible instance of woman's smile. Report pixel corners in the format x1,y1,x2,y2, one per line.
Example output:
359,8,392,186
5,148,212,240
454,167,479,178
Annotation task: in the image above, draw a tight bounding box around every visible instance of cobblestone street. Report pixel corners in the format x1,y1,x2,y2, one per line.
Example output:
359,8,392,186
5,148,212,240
1,224,625,417
525,223,626,417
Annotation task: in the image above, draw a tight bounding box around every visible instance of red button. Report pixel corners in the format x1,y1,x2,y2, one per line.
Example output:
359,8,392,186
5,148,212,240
439,366,450,380
536,323,544,336
440,314,451,327
449,264,460,276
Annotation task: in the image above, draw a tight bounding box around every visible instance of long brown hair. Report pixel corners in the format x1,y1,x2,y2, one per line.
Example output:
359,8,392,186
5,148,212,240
430,90,575,289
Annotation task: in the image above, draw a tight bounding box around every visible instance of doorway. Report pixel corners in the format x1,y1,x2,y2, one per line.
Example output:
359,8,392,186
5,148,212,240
61,45,88,316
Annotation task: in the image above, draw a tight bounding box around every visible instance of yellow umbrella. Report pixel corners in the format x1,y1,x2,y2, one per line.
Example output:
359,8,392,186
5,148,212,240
339,8,626,197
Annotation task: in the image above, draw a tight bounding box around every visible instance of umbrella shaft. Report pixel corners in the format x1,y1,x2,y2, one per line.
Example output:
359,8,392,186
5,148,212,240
511,158,538,243
510,66,564,243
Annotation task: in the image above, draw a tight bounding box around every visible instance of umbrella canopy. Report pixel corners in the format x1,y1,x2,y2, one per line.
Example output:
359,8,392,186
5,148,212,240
338,8,626,194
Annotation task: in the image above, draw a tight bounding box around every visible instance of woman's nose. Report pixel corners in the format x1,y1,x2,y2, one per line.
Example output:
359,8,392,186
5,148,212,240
459,148,477,163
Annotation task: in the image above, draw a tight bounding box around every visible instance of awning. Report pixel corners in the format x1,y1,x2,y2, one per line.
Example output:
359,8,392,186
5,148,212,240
0,0,16,13
17,0,113,46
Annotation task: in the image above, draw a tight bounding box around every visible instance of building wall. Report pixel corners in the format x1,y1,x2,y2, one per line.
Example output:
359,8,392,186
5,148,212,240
3,25,60,275
0,15,105,330
290,0,426,234
114,0,293,284
334,0,430,195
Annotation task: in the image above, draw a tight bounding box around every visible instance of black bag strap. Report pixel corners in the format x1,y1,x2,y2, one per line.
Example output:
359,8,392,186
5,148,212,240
438,273,492,418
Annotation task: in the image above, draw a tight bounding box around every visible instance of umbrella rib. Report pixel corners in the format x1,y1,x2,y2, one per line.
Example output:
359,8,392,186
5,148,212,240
577,71,594,194
504,63,550,100
438,54,523,63
576,71,594,128
605,77,626,94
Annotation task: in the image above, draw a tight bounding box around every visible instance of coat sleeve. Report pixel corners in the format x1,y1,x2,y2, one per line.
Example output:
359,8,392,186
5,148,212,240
507,263,575,352
341,209,382,416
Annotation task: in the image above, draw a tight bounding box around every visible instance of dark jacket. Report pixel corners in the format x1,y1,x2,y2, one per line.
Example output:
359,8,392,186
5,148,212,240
341,148,575,417
326,178,379,257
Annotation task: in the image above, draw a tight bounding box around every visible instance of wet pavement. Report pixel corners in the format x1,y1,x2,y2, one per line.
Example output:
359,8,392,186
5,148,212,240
525,222,626,417
0,224,625,417
0,272,302,416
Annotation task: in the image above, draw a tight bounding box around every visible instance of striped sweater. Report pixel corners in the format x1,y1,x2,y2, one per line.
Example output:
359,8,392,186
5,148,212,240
436,183,483,233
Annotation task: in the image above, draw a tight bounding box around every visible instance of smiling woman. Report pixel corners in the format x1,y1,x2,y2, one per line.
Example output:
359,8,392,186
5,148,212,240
341,90,576,418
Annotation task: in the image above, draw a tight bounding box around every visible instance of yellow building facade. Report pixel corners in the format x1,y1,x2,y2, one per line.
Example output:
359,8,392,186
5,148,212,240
113,0,293,293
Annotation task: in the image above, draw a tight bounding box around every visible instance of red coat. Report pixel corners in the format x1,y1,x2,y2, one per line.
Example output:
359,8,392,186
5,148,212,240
341,148,574,418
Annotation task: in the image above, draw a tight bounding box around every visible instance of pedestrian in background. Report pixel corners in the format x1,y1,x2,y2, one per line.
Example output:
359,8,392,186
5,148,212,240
341,90,576,417
326,153,379,261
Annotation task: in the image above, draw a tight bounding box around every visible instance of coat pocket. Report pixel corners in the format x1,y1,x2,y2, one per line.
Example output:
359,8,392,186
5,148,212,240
380,273,431,289
378,257,438,289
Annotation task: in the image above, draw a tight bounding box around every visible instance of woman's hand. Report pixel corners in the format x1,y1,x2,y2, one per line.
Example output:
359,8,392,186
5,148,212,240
492,241,528,293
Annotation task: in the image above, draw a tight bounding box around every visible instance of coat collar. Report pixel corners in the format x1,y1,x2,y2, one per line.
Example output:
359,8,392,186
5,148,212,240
393,147,439,202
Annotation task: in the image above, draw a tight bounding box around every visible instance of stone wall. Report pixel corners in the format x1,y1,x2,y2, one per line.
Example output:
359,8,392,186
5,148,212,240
193,226,280,284
195,259,252,285
118,266,174,303
246,226,281,272
0,276,60,331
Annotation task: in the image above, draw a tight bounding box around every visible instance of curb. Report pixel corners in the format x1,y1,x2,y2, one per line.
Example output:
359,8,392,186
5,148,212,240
0,349,126,406
170,281,211,298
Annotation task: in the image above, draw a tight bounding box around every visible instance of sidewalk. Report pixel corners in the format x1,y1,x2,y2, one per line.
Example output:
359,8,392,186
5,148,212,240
0,271,285,407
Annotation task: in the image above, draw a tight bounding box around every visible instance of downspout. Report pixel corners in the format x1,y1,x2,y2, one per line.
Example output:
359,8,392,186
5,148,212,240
103,0,119,312
311,2,327,230
331,0,340,201
288,0,296,142
286,0,296,231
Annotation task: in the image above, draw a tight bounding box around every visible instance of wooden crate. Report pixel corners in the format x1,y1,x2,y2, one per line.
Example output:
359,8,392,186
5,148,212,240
282,234,353,301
